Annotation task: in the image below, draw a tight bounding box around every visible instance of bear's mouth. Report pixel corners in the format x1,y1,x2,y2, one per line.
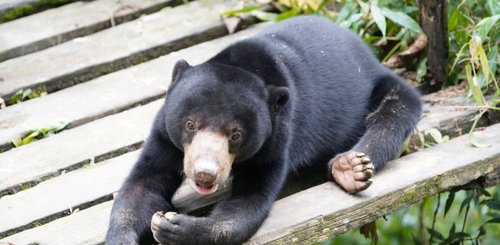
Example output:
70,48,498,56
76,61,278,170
188,179,219,195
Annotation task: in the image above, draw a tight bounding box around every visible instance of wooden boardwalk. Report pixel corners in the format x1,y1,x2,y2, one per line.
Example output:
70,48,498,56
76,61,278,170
0,1,498,244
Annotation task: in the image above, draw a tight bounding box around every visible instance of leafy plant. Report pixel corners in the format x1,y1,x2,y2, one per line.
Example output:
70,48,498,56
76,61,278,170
319,186,500,245
445,0,500,147
11,121,68,147
223,0,423,62
8,86,47,104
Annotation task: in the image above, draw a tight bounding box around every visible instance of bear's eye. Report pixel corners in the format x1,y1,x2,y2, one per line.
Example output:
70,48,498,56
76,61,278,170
230,131,242,142
185,120,196,132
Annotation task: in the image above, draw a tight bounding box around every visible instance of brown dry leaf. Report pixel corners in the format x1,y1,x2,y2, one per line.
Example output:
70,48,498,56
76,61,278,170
384,34,428,68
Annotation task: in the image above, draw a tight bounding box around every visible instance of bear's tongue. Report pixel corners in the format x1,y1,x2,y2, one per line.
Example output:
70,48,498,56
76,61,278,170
189,179,218,195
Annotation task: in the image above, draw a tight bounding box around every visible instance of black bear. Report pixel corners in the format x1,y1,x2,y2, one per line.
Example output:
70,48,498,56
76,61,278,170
106,16,422,244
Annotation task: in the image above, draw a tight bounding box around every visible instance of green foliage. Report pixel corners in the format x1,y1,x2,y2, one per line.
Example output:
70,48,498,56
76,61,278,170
8,86,47,104
447,0,500,147
11,121,68,147
318,187,500,245
0,0,74,23
222,0,423,60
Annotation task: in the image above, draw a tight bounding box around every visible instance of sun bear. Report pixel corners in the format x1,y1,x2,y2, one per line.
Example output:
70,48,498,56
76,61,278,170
106,16,422,244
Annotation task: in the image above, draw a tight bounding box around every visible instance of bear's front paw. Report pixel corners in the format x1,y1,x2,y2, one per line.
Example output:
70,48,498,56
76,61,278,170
329,151,374,193
151,211,205,245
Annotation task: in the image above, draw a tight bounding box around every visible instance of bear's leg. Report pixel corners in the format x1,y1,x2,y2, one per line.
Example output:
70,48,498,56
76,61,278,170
106,130,184,245
329,74,422,193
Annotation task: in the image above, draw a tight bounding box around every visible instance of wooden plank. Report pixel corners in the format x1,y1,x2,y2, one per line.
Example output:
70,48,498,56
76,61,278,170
0,0,184,62
417,91,500,138
0,100,161,196
0,151,137,237
0,147,230,238
248,123,500,244
0,26,264,153
2,123,498,244
0,0,251,100
1,201,113,245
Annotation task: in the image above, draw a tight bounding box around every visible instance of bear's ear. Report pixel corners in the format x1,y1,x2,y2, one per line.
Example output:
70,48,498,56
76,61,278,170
267,86,289,113
172,59,191,82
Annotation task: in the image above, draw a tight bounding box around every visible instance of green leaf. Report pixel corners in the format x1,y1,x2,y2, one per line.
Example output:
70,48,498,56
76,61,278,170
250,10,277,22
220,3,266,17
473,14,500,41
487,0,500,15
21,88,32,100
370,2,386,37
486,217,500,224
448,4,461,30
416,57,427,82
380,7,423,34
448,223,456,237
465,64,484,106
477,41,491,84
336,2,356,24
343,13,363,29
426,227,444,241
481,199,500,210
488,45,498,77
477,226,486,237
444,192,455,218
468,110,491,148
11,138,23,147
459,195,473,215
425,128,446,144
411,233,421,245
276,7,301,21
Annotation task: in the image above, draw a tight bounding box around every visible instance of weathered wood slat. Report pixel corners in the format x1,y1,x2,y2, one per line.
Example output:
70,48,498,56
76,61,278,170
0,100,161,197
2,123,498,244
1,201,113,245
248,123,500,244
0,151,138,237
0,1,248,100
417,93,499,136
0,26,263,153
0,0,184,62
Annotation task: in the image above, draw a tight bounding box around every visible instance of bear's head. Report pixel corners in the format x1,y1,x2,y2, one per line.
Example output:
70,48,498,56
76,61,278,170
163,60,289,195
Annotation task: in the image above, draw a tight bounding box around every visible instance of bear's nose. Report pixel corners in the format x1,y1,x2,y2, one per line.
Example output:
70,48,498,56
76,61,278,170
195,171,216,184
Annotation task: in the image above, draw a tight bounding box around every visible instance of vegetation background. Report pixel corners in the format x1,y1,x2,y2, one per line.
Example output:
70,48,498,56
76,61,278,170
224,0,500,244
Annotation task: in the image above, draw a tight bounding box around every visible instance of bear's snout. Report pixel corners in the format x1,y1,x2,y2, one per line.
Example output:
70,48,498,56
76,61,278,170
183,130,235,195
194,169,217,185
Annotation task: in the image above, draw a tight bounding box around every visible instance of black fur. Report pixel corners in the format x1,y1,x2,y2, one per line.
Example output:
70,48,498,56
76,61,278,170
106,16,422,244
